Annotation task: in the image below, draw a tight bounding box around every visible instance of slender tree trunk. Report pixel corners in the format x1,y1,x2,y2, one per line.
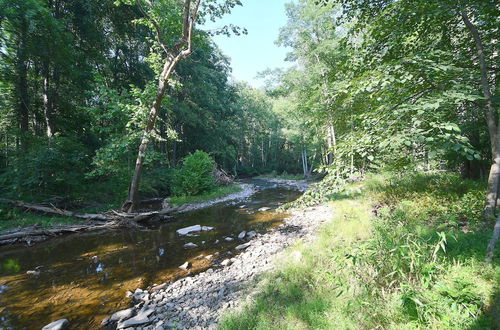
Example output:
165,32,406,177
123,0,201,213
461,9,498,220
17,17,29,142
43,63,55,139
123,57,182,212
461,9,500,261
326,124,336,165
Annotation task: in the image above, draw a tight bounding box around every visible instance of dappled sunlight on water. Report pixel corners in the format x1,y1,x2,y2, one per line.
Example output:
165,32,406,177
0,185,301,329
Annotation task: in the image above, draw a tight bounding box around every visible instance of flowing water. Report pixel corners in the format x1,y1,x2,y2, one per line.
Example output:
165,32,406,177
0,180,301,329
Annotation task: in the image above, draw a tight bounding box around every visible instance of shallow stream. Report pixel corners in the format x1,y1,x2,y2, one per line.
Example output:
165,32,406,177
0,180,301,329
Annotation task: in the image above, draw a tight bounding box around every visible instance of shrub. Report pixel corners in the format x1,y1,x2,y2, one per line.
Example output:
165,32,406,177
172,151,216,196
0,137,90,200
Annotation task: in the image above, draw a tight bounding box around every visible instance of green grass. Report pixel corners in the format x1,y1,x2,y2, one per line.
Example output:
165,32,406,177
169,184,243,206
220,171,499,329
0,206,81,233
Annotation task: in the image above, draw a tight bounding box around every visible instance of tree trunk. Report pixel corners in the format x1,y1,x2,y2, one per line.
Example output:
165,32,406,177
461,9,498,219
326,124,336,165
123,0,201,213
17,17,29,142
123,57,181,213
43,63,55,138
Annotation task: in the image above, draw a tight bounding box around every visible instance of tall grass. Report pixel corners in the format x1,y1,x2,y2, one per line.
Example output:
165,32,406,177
220,171,499,329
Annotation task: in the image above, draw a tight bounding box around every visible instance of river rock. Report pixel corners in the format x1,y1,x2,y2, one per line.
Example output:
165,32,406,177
183,242,198,248
258,207,271,211
117,309,154,328
224,237,234,242
26,270,40,276
0,284,8,294
176,225,214,235
238,231,246,239
221,259,232,266
246,231,257,239
110,307,135,322
235,243,251,251
176,225,202,235
41,319,69,330
179,262,191,270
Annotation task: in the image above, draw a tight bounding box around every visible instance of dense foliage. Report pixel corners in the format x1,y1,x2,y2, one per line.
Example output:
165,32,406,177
0,0,305,206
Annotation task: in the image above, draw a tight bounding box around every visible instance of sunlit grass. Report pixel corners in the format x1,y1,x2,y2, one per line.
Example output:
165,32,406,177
220,171,499,329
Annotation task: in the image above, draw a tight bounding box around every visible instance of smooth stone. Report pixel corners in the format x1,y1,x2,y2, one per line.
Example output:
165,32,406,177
179,262,191,270
111,307,135,321
176,225,214,235
183,242,198,248
26,270,40,276
246,231,257,239
176,225,201,235
224,237,234,242
235,243,251,251
41,319,69,330
238,231,246,239
258,207,271,211
118,309,154,328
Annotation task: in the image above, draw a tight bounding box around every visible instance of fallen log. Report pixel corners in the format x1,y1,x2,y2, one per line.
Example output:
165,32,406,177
0,198,188,246
0,198,108,221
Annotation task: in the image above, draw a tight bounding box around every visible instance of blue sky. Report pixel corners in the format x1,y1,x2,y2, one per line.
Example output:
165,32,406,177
202,0,293,88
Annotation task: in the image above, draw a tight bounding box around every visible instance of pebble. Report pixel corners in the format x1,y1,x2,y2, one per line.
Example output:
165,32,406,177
179,262,191,270
105,204,332,330
235,243,251,250
224,237,234,242
110,307,135,321
238,231,246,239
183,242,198,248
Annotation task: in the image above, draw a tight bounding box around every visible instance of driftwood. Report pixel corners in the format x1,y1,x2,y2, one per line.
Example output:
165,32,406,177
0,198,186,246
0,222,122,246
214,167,234,186
0,198,108,220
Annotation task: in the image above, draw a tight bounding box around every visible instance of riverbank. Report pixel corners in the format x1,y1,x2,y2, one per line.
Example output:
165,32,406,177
220,172,499,329
103,203,333,329
0,184,256,246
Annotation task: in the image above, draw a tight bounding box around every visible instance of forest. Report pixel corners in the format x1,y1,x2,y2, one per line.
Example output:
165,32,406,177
0,0,499,329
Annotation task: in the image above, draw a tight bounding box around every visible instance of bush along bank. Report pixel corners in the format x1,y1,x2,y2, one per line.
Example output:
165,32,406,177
220,171,499,329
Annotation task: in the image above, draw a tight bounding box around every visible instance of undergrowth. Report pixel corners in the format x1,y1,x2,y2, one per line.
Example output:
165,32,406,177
220,171,499,329
169,185,242,206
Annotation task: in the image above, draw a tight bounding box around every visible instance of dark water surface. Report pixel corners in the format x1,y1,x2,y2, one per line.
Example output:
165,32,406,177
0,181,301,329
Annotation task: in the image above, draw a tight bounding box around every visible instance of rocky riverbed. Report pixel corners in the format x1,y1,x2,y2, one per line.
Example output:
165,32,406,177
103,204,332,330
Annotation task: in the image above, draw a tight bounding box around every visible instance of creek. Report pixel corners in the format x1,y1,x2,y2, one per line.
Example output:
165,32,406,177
0,180,302,329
